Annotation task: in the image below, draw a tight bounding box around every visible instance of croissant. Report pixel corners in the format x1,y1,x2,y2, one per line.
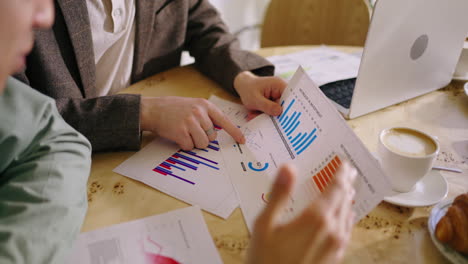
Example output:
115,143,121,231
435,193,468,254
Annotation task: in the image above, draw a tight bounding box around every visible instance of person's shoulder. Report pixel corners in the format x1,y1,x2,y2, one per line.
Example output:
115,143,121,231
0,77,57,133
2,77,55,112
0,78,59,165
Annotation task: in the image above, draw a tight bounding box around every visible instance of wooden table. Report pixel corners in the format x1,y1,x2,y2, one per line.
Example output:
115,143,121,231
82,46,468,264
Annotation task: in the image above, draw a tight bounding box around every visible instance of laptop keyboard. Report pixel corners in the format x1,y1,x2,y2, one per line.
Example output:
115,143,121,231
319,78,357,109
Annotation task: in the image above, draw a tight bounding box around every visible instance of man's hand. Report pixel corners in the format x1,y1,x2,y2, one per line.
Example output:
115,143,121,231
234,71,287,116
140,96,245,150
246,161,357,264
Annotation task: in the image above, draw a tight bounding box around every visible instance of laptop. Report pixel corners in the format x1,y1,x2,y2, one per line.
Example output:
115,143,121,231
319,0,468,119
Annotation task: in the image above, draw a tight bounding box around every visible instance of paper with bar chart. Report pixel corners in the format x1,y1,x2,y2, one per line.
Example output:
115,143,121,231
208,95,252,126
66,207,222,264
219,67,391,231
113,130,237,219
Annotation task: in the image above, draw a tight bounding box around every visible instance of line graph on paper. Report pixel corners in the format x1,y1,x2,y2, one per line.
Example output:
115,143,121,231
141,236,182,264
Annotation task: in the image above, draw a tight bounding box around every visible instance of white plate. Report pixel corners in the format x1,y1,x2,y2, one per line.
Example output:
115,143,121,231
464,82,468,96
428,199,468,264
383,169,448,207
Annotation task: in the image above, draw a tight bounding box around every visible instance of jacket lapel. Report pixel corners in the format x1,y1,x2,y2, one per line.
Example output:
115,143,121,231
133,0,159,81
56,0,97,97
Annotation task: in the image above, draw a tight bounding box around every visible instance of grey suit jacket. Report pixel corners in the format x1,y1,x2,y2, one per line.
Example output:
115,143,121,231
15,0,274,152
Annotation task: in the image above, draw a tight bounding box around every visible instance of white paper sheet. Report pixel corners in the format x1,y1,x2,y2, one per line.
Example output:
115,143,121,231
113,130,238,219
208,96,251,126
66,207,222,264
268,46,361,86
218,68,391,232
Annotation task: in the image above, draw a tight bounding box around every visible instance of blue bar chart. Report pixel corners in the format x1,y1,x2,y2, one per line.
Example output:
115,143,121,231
153,141,221,185
276,99,319,157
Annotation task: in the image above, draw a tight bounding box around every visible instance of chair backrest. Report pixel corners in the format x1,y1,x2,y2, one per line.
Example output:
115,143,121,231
261,0,371,47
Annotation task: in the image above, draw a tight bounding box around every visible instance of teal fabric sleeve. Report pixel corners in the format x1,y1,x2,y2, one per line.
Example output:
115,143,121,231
0,77,92,264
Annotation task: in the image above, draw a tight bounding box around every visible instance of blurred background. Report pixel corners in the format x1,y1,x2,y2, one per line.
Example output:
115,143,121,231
182,0,270,64
210,0,271,51
182,0,377,64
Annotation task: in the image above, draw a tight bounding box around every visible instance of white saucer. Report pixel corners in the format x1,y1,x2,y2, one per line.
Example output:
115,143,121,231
464,82,468,96
383,169,448,207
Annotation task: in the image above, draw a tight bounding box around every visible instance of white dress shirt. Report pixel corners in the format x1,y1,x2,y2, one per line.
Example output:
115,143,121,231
86,0,136,96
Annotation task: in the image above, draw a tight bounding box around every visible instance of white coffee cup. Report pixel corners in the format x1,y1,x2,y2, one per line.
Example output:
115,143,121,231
377,127,439,192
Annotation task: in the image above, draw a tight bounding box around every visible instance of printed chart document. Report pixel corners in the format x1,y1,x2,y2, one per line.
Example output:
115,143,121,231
268,46,361,85
66,207,222,264
114,130,238,219
209,96,251,127
218,68,391,231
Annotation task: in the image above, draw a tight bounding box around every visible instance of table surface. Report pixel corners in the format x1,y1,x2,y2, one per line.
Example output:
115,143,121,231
83,46,468,264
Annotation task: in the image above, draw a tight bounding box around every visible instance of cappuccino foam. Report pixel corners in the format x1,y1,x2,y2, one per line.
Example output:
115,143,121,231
382,128,437,157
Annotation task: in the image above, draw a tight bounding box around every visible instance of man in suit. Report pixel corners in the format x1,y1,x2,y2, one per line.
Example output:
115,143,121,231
15,0,286,152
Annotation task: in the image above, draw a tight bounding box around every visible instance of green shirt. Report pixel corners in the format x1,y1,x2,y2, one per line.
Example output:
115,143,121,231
0,78,92,263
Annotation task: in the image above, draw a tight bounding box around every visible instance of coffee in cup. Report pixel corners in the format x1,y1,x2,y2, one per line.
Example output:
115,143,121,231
377,127,439,192
381,128,437,157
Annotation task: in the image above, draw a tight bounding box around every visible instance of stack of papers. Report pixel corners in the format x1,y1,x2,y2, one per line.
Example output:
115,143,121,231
267,46,361,85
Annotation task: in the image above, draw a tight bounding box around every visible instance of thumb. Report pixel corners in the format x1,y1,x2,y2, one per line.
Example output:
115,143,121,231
256,164,296,230
255,95,283,116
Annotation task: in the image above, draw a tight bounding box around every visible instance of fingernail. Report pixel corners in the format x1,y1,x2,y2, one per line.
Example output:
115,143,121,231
241,136,246,144
275,107,282,116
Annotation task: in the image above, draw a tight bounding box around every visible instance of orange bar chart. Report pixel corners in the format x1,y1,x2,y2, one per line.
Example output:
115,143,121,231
312,156,342,192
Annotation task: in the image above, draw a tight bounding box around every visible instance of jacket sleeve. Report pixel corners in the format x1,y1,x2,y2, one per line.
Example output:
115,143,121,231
185,0,275,96
54,95,142,152
14,69,142,152
0,90,92,264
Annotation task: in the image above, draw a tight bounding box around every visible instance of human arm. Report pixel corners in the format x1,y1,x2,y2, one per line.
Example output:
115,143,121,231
0,79,92,264
55,95,141,152
14,70,142,152
16,68,242,152
140,96,244,150
185,0,275,94
184,0,287,116
246,161,357,264
138,0,286,148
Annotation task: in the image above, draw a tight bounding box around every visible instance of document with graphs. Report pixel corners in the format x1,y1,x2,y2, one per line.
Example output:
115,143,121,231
217,67,391,232
66,207,222,264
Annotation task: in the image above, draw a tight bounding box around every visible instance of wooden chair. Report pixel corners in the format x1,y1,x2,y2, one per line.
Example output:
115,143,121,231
261,0,371,47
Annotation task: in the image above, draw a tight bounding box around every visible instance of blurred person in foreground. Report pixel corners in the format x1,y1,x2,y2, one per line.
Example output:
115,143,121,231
0,0,91,263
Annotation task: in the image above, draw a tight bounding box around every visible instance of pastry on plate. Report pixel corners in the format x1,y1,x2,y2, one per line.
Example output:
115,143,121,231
435,193,468,254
